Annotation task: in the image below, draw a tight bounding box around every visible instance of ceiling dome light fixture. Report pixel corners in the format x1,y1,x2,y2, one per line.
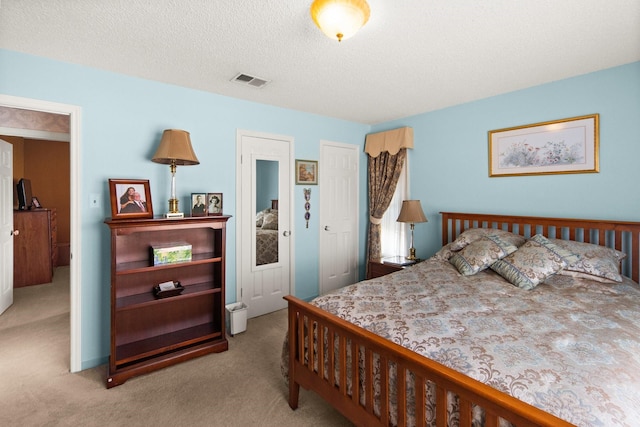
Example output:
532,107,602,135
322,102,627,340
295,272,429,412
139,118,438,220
310,0,371,42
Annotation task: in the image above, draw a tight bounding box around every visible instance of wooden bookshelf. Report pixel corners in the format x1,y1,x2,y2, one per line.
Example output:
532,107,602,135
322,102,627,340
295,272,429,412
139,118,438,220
104,215,230,387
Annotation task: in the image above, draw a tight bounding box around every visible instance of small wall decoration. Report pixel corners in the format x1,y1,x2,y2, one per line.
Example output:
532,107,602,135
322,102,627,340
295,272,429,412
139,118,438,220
207,193,223,216
108,179,153,219
304,188,311,228
295,159,318,185
191,193,207,216
489,114,599,177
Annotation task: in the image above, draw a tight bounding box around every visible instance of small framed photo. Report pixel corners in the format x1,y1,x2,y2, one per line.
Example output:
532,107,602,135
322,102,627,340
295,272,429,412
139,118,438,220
191,193,207,216
32,197,42,209
295,159,318,185
108,179,153,219
206,193,223,216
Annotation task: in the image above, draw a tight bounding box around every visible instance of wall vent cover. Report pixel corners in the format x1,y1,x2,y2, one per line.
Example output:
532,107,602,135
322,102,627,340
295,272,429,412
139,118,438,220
231,73,269,88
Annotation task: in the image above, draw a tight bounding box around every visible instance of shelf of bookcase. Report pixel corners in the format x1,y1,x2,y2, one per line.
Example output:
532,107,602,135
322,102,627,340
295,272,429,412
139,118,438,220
115,253,222,275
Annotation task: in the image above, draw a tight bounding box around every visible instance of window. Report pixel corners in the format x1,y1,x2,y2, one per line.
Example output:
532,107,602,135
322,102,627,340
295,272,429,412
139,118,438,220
380,158,409,257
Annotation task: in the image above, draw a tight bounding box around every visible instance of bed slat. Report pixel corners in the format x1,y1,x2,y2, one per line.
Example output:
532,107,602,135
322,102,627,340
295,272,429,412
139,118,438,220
435,385,446,427
365,347,374,414
414,375,426,427
397,362,407,426
459,398,472,426
379,353,389,425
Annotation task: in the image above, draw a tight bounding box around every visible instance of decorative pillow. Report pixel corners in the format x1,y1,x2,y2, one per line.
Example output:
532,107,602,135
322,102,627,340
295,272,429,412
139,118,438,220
449,228,526,252
553,270,618,284
549,239,625,283
449,235,519,276
434,243,455,261
256,210,266,228
490,234,580,290
261,212,278,230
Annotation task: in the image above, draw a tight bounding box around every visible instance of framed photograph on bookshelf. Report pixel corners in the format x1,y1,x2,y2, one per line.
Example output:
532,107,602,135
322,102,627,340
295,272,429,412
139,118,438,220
191,193,207,216
207,193,223,215
108,179,153,219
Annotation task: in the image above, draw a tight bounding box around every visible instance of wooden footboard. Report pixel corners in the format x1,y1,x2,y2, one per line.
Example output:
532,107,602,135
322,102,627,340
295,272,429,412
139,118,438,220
285,295,573,427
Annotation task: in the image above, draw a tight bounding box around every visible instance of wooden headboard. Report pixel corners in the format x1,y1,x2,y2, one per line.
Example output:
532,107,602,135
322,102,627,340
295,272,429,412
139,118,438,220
441,212,640,283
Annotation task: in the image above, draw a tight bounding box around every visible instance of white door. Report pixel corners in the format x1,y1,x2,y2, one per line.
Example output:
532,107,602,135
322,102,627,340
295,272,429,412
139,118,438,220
237,130,293,318
0,139,14,315
319,141,359,294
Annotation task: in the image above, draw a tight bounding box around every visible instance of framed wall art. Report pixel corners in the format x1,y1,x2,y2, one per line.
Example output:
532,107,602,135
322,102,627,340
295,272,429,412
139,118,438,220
295,159,318,185
207,193,223,215
489,114,599,177
108,179,153,219
191,193,207,216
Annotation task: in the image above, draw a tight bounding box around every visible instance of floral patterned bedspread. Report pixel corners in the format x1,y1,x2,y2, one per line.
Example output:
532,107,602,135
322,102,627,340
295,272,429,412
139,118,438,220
304,257,640,426
256,229,278,265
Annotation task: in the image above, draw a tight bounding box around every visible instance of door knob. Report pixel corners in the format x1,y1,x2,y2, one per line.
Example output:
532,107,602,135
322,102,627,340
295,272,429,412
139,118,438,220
324,226,330,231
11,229,19,236
283,231,291,237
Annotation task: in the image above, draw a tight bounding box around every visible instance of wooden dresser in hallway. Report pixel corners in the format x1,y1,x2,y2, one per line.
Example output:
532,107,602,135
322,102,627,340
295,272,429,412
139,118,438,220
13,208,57,287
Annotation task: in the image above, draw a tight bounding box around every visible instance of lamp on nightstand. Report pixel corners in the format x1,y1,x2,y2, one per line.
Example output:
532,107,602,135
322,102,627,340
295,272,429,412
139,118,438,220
152,129,200,218
397,200,427,260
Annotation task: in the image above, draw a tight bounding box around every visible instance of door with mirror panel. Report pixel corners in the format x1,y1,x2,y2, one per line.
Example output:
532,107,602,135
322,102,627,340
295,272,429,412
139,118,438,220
237,131,292,318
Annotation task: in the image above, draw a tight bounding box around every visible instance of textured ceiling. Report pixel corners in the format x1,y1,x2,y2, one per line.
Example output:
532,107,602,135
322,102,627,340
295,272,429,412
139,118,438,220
1,1,639,124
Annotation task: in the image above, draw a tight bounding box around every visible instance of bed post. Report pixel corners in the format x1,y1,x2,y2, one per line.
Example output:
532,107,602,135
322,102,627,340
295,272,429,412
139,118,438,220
442,212,450,246
287,304,300,409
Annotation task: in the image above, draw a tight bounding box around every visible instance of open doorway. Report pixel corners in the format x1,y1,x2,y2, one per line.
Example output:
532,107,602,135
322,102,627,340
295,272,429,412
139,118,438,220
0,95,82,373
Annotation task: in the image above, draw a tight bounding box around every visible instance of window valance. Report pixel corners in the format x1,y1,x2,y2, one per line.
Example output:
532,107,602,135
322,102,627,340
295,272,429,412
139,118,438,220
364,126,414,158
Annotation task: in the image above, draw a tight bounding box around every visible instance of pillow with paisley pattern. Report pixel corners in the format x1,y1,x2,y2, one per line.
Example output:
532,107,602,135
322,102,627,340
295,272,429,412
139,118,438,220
549,238,626,283
434,242,455,260
256,209,267,227
261,211,278,230
449,228,526,252
449,235,519,276
490,234,580,290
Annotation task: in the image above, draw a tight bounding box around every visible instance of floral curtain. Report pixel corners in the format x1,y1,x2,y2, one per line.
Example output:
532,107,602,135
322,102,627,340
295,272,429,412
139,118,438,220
364,127,413,276
366,148,407,268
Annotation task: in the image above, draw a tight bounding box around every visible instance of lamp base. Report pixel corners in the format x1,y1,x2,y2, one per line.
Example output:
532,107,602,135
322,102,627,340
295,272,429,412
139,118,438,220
164,212,184,219
168,198,180,214
406,247,417,260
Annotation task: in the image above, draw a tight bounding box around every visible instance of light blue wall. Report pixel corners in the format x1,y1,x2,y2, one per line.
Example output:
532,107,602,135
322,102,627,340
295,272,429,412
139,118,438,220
372,61,640,259
3,48,639,370
0,49,369,369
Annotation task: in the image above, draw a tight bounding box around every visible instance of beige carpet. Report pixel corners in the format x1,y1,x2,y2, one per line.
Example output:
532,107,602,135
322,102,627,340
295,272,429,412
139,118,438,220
0,268,352,426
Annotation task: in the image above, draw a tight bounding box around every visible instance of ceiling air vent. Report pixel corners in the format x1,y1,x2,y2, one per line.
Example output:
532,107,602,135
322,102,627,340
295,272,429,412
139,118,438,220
231,73,269,88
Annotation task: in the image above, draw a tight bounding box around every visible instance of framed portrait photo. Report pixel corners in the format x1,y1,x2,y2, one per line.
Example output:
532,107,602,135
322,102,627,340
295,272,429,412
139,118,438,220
191,193,207,216
206,193,223,216
295,159,318,185
108,179,153,219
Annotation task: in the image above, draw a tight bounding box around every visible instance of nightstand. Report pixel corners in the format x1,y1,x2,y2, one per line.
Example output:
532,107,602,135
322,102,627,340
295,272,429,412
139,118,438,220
367,257,417,279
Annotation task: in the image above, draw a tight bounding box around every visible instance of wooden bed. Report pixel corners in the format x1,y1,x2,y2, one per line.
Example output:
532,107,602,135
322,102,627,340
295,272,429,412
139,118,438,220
285,212,640,426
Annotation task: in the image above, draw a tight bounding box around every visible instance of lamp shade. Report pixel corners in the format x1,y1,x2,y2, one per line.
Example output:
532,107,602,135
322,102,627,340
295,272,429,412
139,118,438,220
151,129,200,165
397,200,427,223
310,0,370,42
